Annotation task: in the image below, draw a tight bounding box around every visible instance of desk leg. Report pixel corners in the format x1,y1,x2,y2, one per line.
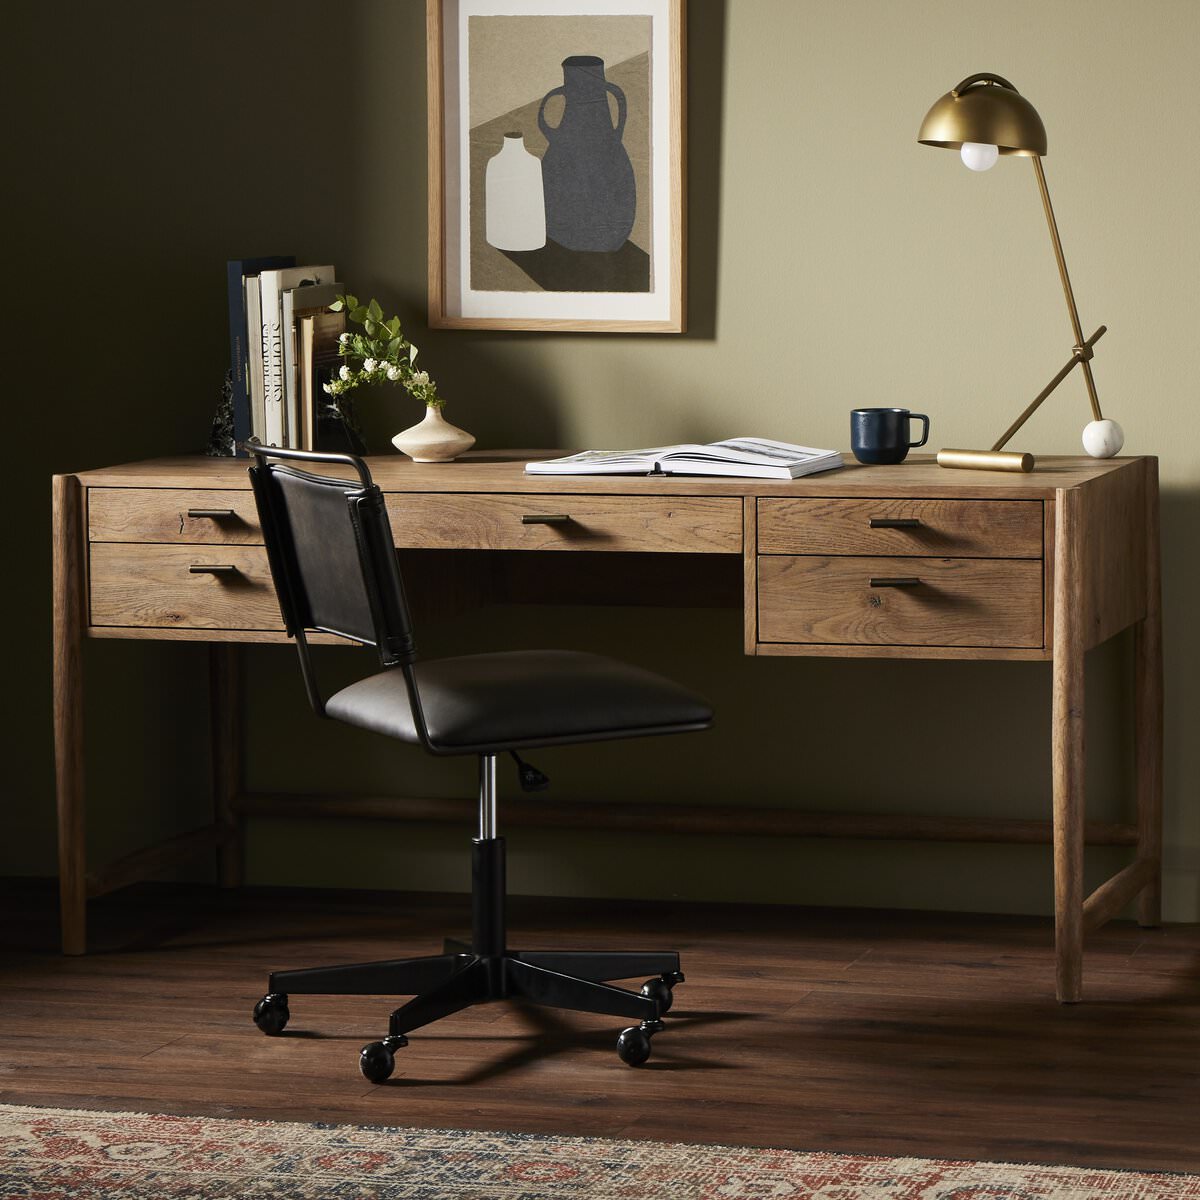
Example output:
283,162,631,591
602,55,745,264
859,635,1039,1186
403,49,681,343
1135,462,1163,926
210,644,244,887
52,475,88,955
1052,488,1085,1003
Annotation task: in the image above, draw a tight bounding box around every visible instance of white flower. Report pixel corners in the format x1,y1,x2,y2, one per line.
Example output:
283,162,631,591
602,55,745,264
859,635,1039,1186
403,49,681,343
321,382,333,394
363,358,377,373
386,364,403,381
411,370,431,388
339,332,351,344
339,364,351,380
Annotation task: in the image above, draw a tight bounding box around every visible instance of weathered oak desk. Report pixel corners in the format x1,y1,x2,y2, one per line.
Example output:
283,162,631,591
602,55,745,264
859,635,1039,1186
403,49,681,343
51,452,1162,1002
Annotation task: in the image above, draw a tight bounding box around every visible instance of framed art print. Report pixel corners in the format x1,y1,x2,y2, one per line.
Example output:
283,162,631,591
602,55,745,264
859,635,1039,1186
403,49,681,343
428,0,686,332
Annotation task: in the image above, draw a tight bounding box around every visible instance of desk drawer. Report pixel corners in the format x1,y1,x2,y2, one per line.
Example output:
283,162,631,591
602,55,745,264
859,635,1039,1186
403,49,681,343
758,498,1042,558
89,544,284,630
385,493,742,553
89,488,262,545
758,555,1043,647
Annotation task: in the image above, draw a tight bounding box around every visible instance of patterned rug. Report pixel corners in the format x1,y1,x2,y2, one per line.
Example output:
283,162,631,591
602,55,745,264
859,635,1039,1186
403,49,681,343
1,1103,1197,1199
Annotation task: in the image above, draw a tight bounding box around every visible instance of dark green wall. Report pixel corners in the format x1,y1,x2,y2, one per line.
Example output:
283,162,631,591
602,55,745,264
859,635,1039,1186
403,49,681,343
11,1,1197,919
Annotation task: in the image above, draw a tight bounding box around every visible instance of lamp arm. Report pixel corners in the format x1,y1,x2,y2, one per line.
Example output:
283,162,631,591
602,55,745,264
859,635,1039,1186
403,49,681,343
1031,156,1104,422
991,326,1107,451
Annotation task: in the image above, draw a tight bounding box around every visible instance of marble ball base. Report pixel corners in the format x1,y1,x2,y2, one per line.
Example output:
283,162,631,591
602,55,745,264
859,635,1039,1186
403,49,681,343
1083,419,1124,458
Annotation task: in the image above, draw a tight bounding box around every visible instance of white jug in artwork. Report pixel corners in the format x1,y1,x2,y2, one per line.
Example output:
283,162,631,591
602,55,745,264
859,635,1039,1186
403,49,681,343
485,133,546,252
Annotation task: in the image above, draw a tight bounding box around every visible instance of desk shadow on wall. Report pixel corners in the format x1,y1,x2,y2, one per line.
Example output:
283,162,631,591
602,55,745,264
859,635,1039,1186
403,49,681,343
1160,487,1200,916
231,473,1200,921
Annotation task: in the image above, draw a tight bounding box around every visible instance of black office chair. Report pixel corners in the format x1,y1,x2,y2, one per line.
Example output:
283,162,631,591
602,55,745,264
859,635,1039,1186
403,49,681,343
245,445,713,1082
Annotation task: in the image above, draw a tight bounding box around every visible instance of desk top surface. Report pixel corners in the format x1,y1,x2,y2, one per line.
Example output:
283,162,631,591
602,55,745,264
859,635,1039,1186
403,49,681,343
69,451,1147,499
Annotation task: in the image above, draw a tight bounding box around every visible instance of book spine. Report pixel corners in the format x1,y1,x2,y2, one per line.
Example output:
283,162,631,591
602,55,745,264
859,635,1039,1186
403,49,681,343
298,316,315,452
260,275,285,447
225,262,251,457
281,290,299,448
222,257,296,448
246,277,265,441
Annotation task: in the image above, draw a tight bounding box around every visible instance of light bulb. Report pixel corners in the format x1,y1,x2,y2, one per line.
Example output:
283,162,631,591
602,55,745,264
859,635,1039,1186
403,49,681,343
960,142,999,171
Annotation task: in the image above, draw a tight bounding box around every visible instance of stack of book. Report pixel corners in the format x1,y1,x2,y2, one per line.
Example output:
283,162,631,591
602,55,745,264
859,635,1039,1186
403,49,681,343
226,257,347,454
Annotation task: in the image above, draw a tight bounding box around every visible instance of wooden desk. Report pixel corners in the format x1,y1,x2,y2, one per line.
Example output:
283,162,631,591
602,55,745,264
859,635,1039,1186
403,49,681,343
51,452,1162,1001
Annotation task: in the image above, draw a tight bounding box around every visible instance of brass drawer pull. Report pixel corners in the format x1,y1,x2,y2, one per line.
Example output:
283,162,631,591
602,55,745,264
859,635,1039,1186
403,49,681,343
869,576,921,588
868,517,922,529
186,508,237,519
189,564,241,576
521,514,572,525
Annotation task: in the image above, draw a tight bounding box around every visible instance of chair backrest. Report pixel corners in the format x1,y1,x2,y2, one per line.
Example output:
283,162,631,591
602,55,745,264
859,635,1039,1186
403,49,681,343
247,446,417,668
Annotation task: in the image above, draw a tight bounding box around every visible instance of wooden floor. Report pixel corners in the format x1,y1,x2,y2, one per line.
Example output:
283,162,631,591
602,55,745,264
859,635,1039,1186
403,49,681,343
1,880,1197,1173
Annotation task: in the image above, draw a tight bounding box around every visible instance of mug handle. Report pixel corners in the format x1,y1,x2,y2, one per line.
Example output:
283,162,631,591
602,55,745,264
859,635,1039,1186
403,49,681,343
909,413,931,448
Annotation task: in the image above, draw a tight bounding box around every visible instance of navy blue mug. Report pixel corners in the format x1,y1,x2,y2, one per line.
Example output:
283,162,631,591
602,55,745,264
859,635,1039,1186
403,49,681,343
850,408,931,465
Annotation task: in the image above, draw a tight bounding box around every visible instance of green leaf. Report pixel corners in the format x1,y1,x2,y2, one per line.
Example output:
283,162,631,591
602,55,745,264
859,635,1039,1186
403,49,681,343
368,298,383,321
351,305,370,324
409,344,418,363
365,319,378,337
388,337,402,356
345,294,358,311
387,316,401,335
329,298,345,312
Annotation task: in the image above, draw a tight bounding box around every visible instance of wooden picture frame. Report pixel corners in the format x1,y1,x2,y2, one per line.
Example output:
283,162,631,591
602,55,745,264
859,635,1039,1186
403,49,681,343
427,0,686,333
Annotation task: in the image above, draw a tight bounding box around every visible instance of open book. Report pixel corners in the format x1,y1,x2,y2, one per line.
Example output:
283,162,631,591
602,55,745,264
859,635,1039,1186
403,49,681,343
526,438,843,480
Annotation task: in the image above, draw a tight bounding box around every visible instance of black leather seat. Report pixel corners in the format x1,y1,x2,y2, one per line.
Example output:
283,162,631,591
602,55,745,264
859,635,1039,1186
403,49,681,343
245,446,713,1083
327,649,712,752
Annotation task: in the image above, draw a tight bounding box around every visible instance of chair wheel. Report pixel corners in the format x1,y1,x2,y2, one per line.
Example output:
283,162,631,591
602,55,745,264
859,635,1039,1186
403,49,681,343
359,1035,407,1084
252,993,289,1036
640,976,675,1015
617,1018,662,1067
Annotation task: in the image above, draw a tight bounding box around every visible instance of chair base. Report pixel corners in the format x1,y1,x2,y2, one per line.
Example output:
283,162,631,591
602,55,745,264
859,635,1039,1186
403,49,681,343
252,825,687,1081
256,946,683,1081
307,947,675,1020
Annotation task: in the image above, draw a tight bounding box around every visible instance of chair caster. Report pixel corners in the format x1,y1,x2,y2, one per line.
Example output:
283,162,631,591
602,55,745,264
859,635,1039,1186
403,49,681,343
252,993,290,1036
359,1035,408,1083
617,1018,664,1067
639,970,684,1015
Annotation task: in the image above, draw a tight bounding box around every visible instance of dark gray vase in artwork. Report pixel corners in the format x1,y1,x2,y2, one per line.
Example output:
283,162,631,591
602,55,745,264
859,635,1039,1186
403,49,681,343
537,56,636,253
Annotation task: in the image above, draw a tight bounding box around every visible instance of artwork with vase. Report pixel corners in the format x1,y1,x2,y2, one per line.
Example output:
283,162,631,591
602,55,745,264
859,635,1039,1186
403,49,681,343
470,14,652,294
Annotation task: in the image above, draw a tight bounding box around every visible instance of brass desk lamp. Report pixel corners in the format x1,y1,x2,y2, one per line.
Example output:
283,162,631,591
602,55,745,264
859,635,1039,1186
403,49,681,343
918,73,1123,472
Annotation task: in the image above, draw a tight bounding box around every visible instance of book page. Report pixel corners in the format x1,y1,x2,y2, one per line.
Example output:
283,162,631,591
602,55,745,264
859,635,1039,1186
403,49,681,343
536,446,691,468
694,438,837,463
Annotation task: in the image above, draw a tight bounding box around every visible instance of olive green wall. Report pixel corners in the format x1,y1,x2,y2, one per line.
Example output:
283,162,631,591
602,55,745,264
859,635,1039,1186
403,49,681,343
11,0,1198,921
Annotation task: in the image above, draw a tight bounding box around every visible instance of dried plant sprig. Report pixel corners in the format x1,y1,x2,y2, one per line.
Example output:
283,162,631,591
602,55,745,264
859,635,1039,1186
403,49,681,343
323,295,443,409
